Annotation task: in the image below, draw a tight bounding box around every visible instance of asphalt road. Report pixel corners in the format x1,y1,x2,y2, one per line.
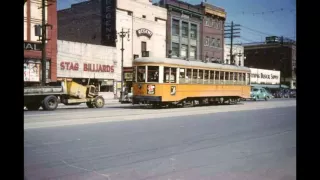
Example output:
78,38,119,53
24,100,296,180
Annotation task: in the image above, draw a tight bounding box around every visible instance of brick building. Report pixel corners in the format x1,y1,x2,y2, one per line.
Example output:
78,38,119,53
197,2,226,63
159,0,202,60
24,0,58,84
244,42,296,89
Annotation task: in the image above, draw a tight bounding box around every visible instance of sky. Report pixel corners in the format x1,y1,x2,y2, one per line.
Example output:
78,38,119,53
57,0,296,44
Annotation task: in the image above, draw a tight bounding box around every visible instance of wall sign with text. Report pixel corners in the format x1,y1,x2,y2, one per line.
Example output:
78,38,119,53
136,28,153,39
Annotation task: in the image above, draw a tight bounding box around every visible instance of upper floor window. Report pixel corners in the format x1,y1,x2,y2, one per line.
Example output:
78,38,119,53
182,22,188,37
171,43,179,57
205,37,210,46
172,19,179,36
190,24,197,39
181,44,188,58
217,38,221,47
205,17,210,26
211,38,215,47
142,15,146,18
190,46,196,59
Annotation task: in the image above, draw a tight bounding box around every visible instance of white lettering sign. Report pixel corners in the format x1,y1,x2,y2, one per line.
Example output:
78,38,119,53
250,68,280,85
136,28,153,38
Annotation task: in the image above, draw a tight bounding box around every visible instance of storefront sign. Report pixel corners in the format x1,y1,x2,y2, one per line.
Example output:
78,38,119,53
102,0,117,47
60,61,114,73
24,41,42,51
250,68,280,85
24,63,40,82
136,28,153,38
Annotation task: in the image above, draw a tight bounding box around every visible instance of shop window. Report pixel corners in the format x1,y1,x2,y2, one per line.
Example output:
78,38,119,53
182,22,188,37
179,68,186,84
99,80,114,92
137,66,146,82
147,66,159,82
192,69,198,84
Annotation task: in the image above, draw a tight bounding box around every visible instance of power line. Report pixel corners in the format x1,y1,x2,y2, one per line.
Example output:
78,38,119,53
228,8,295,17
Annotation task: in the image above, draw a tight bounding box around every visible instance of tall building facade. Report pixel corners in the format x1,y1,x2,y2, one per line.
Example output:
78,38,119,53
159,0,202,60
58,0,167,93
244,41,296,89
24,0,58,84
197,2,226,63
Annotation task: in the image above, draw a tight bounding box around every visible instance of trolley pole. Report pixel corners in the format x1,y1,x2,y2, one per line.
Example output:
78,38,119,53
117,28,130,102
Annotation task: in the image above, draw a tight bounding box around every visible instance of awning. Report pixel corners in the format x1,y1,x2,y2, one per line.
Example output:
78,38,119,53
251,84,289,89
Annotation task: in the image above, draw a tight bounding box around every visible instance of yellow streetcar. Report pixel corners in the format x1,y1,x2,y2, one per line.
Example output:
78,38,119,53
132,57,251,107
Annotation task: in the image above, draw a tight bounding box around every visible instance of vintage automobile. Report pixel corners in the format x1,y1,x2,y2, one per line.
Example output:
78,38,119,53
250,87,273,101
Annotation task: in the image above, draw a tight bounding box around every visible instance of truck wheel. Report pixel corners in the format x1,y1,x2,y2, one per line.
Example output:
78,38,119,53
86,102,95,108
25,103,41,111
42,95,58,111
94,96,105,108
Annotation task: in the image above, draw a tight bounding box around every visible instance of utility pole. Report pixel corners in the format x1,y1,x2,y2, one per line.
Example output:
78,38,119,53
225,21,240,65
279,36,284,89
41,0,46,86
117,28,130,102
38,0,54,86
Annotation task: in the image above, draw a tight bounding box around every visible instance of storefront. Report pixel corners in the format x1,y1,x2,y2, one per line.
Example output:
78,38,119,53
57,40,120,99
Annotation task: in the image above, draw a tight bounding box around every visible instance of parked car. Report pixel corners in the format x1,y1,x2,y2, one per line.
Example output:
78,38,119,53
289,89,296,98
274,89,291,98
250,87,272,101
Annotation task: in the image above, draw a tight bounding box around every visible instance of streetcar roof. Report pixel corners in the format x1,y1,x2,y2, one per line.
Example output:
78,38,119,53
134,57,251,72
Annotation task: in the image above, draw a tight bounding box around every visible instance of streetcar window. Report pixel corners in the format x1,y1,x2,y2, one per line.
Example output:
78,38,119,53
204,70,209,84
230,72,234,84
179,68,186,84
239,73,243,85
234,72,238,84
137,66,146,82
225,72,230,84
171,67,177,83
198,70,204,84
164,67,177,83
242,73,246,84
186,69,192,83
247,73,251,85
215,71,219,84
192,69,198,84
147,66,159,83
164,67,170,83
209,71,214,84
220,71,224,84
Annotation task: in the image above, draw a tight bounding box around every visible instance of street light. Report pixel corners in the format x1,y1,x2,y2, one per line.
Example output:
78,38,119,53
117,28,130,102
